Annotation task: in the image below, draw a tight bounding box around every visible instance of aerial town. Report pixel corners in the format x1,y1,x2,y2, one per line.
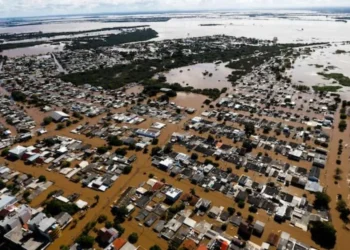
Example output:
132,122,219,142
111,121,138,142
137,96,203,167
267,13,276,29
0,9,350,250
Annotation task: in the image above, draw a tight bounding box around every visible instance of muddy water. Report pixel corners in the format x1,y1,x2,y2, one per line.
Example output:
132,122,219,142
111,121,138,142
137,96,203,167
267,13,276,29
162,63,233,90
2,92,348,250
0,43,65,58
1,15,350,44
289,44,350,100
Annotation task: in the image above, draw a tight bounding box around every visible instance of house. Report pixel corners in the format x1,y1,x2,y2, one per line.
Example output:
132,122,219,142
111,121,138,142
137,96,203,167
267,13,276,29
8,145,27,159
208,206,221,219
0,194,17,210
54,212,72,229
159,158,174,171
165,188,182,203
111,238,127,250
195,198,211,212
308,167,321,182
98,227,119,245
288,149,303,161
253,220,265,237
50,111,70,122
136,128,160,138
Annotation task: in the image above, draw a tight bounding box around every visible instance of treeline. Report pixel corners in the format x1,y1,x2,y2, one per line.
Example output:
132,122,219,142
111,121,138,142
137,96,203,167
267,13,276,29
0,25,149,41
142,80,223,100
65,28,158,50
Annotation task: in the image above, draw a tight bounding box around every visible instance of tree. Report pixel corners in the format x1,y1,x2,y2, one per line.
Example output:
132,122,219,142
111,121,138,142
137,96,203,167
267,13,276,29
190,188,196,196
150,245,162,250
227,207,235,215
38,175,46,182
105,221,113,229
128,232,138,244
107,135,123,146
249,206,258,213
98,214,107,223
60,246,70,250
115,147,127,156
244,123,255,137
76,234,95,248
94,195,100,203
191,153,198,160
151,146,161,156
56,123,65,130
164,143,172,154
238,201,245,209
152,138,159,145
97,146,109,154
11,91,26,102
123,166,132,174
43,116,52,125
1,148,9,157
309,221,336,249
313,192,331,210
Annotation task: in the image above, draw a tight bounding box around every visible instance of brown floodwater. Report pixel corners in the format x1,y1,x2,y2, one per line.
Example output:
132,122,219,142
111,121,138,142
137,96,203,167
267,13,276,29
1,91,349,250
162,63,233,90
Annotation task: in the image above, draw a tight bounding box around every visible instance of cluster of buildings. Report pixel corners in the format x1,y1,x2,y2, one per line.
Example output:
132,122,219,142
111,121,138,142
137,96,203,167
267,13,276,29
109,177,320,250
5,135,134,192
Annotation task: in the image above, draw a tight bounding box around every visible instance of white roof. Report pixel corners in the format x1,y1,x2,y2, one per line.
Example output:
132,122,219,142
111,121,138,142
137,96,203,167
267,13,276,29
159,158,173,167
146,178,158,187
55,196,69,203
183,217,197,228
9,145,27,155
79,161,89,168
75,199,88,209
136,187,148,194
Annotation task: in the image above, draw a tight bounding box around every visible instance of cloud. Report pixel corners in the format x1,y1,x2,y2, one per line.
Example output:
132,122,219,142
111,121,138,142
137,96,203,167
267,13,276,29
0,0,349,17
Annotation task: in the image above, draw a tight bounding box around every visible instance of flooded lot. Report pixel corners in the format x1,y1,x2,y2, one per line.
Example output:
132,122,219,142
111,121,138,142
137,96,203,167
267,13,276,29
0,43,65,57
162,63,233,90
289,43,350,99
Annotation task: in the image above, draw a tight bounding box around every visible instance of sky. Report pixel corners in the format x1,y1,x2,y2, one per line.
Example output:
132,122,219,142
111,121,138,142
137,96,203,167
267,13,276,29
0,0,350,18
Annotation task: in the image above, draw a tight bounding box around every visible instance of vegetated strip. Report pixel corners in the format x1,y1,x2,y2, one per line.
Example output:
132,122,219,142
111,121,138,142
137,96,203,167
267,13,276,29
318,72,350,86
65,28,158,50
0,28,158,52
60,40,320,99
312,85,342,92
0,25,150,41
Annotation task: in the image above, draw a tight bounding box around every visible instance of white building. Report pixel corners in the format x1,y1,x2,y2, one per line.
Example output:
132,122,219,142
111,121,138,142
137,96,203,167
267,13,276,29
50,111,70,122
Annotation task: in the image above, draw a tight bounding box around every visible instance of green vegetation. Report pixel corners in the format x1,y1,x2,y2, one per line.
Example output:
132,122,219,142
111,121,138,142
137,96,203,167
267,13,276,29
76,234,95,249
150,245,162,250
338,120,347,132
312,85,342,92
318,72,350,86
107,135,123,146
11,91,26,102
0,25,149,41
97,214,107,223
128,232,139,244
66,28,158,50
60,40,309,91
294,85,310,92
309,221,336,249
44,199,80,216
336,199,350,223
43,116,53,125
313,192,331,210
38,175,46,182
1,148,9,157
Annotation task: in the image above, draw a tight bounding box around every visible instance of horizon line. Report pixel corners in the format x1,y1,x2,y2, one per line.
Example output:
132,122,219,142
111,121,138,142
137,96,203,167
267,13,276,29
2,6,350,19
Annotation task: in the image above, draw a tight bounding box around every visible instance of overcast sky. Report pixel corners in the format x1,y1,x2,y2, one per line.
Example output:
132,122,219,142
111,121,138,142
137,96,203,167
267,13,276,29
0,0,349,18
